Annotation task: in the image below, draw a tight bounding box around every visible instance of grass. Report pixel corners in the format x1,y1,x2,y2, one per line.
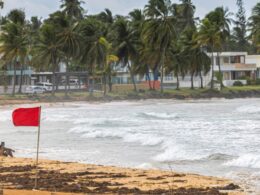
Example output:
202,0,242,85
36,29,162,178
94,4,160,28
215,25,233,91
228,85,260,91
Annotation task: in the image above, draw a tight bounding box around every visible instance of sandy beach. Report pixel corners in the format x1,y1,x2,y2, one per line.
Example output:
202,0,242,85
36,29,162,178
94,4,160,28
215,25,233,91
0,157,244,195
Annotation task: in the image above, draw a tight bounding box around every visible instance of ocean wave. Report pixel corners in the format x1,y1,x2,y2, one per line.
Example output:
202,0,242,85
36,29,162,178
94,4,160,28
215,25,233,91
123,133,164,146
153,143,205,162
138,112,178,120
205,153,235,161
224,154,260,169
69,126,163,146
236,105,260,114
0,110,12,122
73,118,138,127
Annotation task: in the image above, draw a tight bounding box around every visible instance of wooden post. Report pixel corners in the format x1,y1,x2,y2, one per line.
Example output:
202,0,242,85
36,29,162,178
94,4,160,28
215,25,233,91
34,106,42,190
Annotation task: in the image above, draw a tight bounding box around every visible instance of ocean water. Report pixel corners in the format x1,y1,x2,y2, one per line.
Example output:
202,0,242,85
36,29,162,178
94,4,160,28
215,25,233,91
0,99,260,193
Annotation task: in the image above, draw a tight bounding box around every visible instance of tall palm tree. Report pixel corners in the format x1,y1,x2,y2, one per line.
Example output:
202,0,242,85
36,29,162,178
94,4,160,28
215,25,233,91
181,27,211,89
113,17,139,91
180,27,197,89
6,9,28,94
142,0,176,93
0,18,28,96
204,7,232,89
128,9,149,89
198,18,221,89
57,13,81,96
79,18,106,94
32,23,63,96
96,37,118,95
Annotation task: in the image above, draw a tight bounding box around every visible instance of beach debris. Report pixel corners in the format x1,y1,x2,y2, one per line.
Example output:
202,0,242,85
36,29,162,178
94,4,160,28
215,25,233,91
0,142,15,157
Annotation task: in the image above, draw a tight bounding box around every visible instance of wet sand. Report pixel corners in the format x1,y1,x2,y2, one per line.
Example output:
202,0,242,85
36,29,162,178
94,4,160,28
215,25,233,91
0,157,244,195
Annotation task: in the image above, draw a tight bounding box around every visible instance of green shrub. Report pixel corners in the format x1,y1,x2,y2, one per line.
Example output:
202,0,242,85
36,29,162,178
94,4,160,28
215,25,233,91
233,81,244,86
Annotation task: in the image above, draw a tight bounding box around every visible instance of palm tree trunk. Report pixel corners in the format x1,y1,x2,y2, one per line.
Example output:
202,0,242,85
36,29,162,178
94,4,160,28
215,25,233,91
52,63,56,96
199,71,204,89
12,62,17,96
78,75,81,89
146,64,152,90
152,69,157,90
191,72,194,89
211,48,214,89
18,63,23,94
108,73,112,92
52,72,55,96
103,74,107,96
87,76,90,93
217,52,224,90
160,48,166,94
127,62,137,92
65,60,69,97
176,72,180,90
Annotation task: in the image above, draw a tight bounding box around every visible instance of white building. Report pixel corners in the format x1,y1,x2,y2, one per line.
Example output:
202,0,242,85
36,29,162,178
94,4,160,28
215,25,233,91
246,55,260,78
163,52,258,88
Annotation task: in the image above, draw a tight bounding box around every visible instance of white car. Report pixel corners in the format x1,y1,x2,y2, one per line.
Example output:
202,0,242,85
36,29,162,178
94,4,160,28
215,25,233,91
69,79,79,85
25,86,45,94
35,82,53,92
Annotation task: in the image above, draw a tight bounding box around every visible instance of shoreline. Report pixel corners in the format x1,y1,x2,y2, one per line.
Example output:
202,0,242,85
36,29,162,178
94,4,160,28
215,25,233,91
0,157,244,195
1,88,260,105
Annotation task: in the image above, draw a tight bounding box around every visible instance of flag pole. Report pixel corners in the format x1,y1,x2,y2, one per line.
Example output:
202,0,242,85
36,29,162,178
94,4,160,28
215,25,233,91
34,106,41,190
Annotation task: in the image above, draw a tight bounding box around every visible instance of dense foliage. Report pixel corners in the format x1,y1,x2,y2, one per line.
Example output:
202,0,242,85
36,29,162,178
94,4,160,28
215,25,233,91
0,0,259,95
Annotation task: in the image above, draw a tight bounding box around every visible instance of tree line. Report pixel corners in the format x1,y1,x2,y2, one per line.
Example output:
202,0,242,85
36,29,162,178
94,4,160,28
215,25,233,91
0,0,259,96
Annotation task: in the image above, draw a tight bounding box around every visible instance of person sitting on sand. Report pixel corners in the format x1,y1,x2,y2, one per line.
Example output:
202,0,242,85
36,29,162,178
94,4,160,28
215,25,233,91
0,142,15,157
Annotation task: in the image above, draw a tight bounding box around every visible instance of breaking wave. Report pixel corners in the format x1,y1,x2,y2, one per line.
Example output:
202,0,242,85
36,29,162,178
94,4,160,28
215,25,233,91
224,154,260,169
69,126,163,146
138,112,178,120
236,105,260,114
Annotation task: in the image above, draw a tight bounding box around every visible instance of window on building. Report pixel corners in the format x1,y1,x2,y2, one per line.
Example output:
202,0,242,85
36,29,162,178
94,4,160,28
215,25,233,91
240,56,245,64
230,56,241,63
230,56,241,64
230,56,235,63
223,57,229,64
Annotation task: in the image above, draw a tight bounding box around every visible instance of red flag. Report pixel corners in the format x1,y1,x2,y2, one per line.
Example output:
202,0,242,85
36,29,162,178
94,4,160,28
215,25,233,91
12,107,41,127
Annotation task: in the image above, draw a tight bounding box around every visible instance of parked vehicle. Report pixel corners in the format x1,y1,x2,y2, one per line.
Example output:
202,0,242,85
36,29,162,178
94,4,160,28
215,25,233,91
35,82,53,92
25,86,45,94
69,79,79,85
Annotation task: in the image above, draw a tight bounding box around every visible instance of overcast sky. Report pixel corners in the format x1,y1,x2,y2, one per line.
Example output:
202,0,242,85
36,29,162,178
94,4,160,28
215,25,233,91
1,0,258,19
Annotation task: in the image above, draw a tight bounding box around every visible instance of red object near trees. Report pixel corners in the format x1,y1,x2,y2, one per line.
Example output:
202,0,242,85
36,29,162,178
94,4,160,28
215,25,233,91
12,107,41,127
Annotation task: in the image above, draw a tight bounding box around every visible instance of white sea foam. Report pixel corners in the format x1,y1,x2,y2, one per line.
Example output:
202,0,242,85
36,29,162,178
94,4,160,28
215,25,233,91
0,110,12,122
80,129,163,146
224,154,260,169
123,133,164,146
136,163,156,169
138,112,178,119
153,139,205,162
236,105,260,114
